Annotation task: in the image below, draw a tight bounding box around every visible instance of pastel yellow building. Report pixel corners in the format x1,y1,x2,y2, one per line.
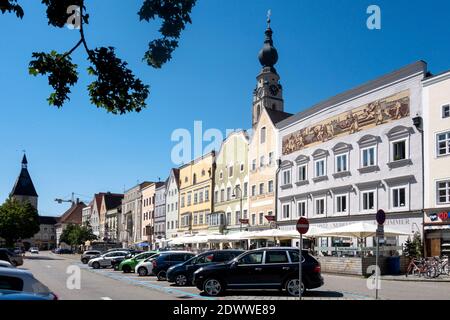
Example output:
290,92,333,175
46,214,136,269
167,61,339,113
423,70,450,257
178,151,215,235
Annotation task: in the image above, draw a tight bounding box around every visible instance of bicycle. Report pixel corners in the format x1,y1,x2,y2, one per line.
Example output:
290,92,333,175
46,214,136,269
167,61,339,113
406,258,437,278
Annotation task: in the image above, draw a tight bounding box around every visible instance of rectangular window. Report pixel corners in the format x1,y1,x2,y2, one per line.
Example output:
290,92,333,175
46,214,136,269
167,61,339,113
298,165,307,181
260,156,265,167
282,169,291,185
437,132,450,156
181,196,185,208
220,189,225,202
392,187,407,208
315,198,325,215
259,183,264,195
235,184,241,197
443,105,450,118
362,191,375,211
362,147,376,167
228,165,233,177
200,213,204,225
260,127,266,143
205,189,209,201
194,193,198,204
336,195,347,213
259,212,264,224
227,187,231,201
243,182,248,197
235,211,241,224
437,181,450,204
315,159,325,177
252,159,257,171
226,212,231,225
392,140,407,161
214,191,219,204
268,180,274,193
297,201,306,217
268,152,274,165
336,154,348,172
199,191,203,203
243,210,248,219
282,204,290,219
251,214,256,225
251,185,256,197
194,215,198,225
187,194,192,206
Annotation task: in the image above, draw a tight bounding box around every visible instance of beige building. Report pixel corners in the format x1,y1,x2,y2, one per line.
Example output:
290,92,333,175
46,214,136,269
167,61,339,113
178,152,215,235
423,69,450,257
248,21,292,231
141,182,164,248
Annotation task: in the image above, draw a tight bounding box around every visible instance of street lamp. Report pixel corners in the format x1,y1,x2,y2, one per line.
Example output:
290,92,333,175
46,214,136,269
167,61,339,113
232,185,243,232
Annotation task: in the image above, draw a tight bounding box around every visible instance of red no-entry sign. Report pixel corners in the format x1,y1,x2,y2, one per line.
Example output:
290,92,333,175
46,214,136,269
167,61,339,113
296,217,309,234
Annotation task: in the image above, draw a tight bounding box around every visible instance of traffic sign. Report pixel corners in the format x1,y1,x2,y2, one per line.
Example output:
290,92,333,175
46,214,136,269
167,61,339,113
376,224,384,238
296,217,309,234
376,209,386,225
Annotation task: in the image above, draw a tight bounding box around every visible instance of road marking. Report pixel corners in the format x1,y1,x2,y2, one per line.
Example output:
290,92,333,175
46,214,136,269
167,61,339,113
101,297,112,300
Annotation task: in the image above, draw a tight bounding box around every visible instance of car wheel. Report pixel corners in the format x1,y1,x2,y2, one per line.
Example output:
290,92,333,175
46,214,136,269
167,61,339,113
285,278,305,297
175,273,188,286
138,267,148,277
92,262,100,269
81,258,88,264
203,278,224,297
123,265,131,273
157,271,167,281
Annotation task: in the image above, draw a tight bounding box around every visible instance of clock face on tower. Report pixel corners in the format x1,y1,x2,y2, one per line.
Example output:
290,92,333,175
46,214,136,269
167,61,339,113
269,84,279,96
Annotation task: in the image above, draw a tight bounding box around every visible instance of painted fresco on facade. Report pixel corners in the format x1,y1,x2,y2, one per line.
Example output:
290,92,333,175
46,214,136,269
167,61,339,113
282,90,410,155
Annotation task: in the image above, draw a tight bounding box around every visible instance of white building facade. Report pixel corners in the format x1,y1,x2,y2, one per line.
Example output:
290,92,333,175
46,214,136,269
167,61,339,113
277,61,427,250
165,169,180,240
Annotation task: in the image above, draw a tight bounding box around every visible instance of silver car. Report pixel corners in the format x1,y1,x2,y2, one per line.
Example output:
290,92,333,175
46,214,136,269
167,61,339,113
88,251,129,269
0,268,57,300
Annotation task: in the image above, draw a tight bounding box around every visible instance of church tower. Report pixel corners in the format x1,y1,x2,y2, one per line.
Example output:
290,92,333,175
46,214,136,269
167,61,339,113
10,154,38,210
252,13,284,127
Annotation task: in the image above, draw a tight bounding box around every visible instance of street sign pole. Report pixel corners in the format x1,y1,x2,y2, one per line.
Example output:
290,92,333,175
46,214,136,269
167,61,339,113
299,233,302,300
375,209,385,300
296,217,309,301
375,232,379,300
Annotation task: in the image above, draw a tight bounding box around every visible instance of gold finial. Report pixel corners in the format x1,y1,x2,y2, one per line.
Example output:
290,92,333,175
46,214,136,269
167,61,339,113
267,9,272,27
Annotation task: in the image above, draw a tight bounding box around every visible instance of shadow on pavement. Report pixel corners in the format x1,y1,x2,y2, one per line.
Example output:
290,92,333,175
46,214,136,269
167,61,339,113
24,255,64,261
197,289,344,298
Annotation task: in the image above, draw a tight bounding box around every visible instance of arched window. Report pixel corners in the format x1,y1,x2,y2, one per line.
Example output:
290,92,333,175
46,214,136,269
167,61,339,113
193,174,197,184
260,127,266,144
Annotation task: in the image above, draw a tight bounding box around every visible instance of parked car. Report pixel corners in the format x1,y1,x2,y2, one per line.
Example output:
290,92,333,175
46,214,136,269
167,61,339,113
167,250,244,286
135,254,160,276
88,251,130,269
0,260,14,268
0,268,57,300
138,251,195,280
80,250,102,264
54,248,73,254
111,250,143,270
0,249,23,267
0,290,55,300
193,247,324,297
29,247,39,254
118,251,158,273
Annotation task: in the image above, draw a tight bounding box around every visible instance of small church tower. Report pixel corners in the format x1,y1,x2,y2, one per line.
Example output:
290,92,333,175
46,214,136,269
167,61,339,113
10,154,38,210
252,12,285,127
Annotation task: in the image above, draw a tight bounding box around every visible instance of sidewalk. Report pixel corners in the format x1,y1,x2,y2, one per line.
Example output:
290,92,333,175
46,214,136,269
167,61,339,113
323,271,450,283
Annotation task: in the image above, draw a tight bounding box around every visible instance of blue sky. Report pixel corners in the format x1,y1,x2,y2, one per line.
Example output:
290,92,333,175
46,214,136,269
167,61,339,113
1,0,449,216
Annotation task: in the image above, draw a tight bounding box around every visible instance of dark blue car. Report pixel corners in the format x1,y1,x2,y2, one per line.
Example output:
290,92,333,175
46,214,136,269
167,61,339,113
167,250,244,286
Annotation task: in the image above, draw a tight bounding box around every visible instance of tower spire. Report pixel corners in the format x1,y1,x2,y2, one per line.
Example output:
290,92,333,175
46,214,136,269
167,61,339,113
22,153,28,169
258,10,278,71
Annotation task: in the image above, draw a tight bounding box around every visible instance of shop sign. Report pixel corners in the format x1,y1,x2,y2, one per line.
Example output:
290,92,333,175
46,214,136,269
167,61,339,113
430,212,450,222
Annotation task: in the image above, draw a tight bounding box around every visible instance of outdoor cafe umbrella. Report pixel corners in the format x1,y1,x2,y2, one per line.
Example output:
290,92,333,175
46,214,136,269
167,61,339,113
313,222,411,238
247,229,302,240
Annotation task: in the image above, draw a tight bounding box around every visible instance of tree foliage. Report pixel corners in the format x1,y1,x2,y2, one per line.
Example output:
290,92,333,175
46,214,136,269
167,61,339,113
403,232,423,258
59,223,97,248
0,198,40,247
1,0,197,114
